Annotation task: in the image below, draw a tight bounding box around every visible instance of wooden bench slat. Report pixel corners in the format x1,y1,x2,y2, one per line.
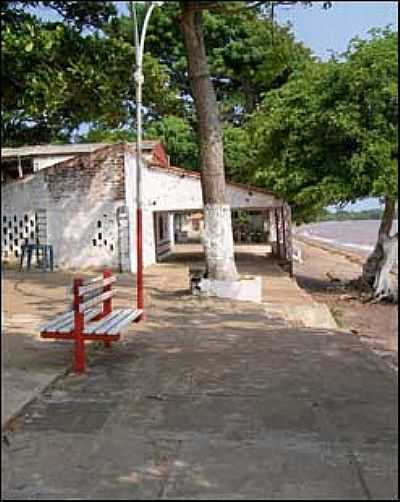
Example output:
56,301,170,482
84,309,142,335
40,308,100,333
84,309,131,335
40,309,73,331
78,291,114,313
57,309,101,333
78,276,116,296
81,274,109,286
46,315,75,334
66,276,116,296
108,310,142,335
103,309,140,334
83,310,123,334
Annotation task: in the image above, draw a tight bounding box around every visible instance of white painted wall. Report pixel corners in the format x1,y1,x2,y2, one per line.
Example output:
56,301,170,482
2,150,285,273
123,154,284,272
124,152,136,273
2,153,125,270
141,165,282,211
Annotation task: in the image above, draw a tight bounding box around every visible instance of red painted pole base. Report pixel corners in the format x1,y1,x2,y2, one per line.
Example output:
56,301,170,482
74,338,85,373
134,312,146,322
136,208,144,314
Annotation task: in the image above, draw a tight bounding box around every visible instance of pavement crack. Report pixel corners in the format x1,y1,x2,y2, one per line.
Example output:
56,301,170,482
347,451,373,501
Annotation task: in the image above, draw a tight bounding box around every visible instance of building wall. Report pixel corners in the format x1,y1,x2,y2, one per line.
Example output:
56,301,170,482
125,162,286,269
2,147,288,273
1,146,128,270
142,166,281,211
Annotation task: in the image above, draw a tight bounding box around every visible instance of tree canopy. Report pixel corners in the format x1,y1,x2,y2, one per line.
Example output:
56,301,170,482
1,0,313,170
245,27,398,222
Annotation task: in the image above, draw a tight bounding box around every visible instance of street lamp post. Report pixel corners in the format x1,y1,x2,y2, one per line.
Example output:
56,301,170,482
130,1,163,316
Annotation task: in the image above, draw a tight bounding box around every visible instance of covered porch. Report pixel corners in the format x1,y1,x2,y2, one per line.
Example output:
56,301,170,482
154,203,294,276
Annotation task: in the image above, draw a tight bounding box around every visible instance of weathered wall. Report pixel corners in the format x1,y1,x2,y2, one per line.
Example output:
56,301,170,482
142,166,282,212
1,146,127,270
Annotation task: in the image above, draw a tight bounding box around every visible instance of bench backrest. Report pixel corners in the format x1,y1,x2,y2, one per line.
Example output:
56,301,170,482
73,270,116,329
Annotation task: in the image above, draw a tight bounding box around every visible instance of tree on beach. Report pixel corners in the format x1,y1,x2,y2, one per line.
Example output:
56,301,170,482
246,28,398,300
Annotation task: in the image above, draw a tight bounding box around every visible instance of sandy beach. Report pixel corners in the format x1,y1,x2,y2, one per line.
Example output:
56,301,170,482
294,237,398,369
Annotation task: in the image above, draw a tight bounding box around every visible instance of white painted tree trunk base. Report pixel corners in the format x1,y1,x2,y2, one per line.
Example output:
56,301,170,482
202,204,238,280
371,235,398,302
196,276,262,303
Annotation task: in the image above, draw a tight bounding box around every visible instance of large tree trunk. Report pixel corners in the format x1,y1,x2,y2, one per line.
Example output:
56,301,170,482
362,196,398,302
180,2,238,280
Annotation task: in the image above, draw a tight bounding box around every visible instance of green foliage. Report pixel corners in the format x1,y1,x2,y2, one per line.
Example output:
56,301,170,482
145,115,199,170
1,4,179,146
78,127,136,144
2,1,117,30
139,2,313,121
2,0,313,170
223,126,252,179
247,28,398,223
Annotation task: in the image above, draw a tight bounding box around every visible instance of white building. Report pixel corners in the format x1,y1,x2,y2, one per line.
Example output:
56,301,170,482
1,142,293,272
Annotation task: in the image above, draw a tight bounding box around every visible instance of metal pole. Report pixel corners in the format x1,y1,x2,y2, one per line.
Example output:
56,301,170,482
134,12,144,314
131,2,162,317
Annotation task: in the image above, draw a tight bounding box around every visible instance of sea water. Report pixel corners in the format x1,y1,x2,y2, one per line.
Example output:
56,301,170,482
295,220,398,266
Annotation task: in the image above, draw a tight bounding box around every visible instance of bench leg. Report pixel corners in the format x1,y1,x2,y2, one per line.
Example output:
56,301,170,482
74,335,86,374
104,341,112,349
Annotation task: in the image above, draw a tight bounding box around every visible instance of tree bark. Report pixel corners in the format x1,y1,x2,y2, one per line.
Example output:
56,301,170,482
362,196,398,301
180,2,238,280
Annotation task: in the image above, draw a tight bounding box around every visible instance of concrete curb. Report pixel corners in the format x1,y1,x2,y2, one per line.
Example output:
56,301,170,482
2,341,106,431
2,368,70,431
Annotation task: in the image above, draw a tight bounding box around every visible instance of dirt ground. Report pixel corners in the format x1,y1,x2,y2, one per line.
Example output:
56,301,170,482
294,238,398,369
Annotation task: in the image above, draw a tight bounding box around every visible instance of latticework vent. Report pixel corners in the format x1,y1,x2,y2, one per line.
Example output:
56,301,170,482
1,211,40,259
91,214,116,253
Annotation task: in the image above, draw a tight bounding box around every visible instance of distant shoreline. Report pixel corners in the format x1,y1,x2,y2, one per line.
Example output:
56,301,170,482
294,234,398,276
294,219,398,270
294,235,366,266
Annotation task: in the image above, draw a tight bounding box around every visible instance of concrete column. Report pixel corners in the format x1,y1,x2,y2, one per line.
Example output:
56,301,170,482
117,205,131,272
123,152,136,273
169,213,175,251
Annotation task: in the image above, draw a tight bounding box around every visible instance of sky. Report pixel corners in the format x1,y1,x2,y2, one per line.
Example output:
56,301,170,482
275,1,397,61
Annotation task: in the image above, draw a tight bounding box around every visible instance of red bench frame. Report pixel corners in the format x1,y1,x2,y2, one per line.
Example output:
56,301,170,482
41,270,140,373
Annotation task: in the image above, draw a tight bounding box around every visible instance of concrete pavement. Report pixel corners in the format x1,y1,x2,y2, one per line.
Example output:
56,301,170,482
2,317,397,499
2,254,398,499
